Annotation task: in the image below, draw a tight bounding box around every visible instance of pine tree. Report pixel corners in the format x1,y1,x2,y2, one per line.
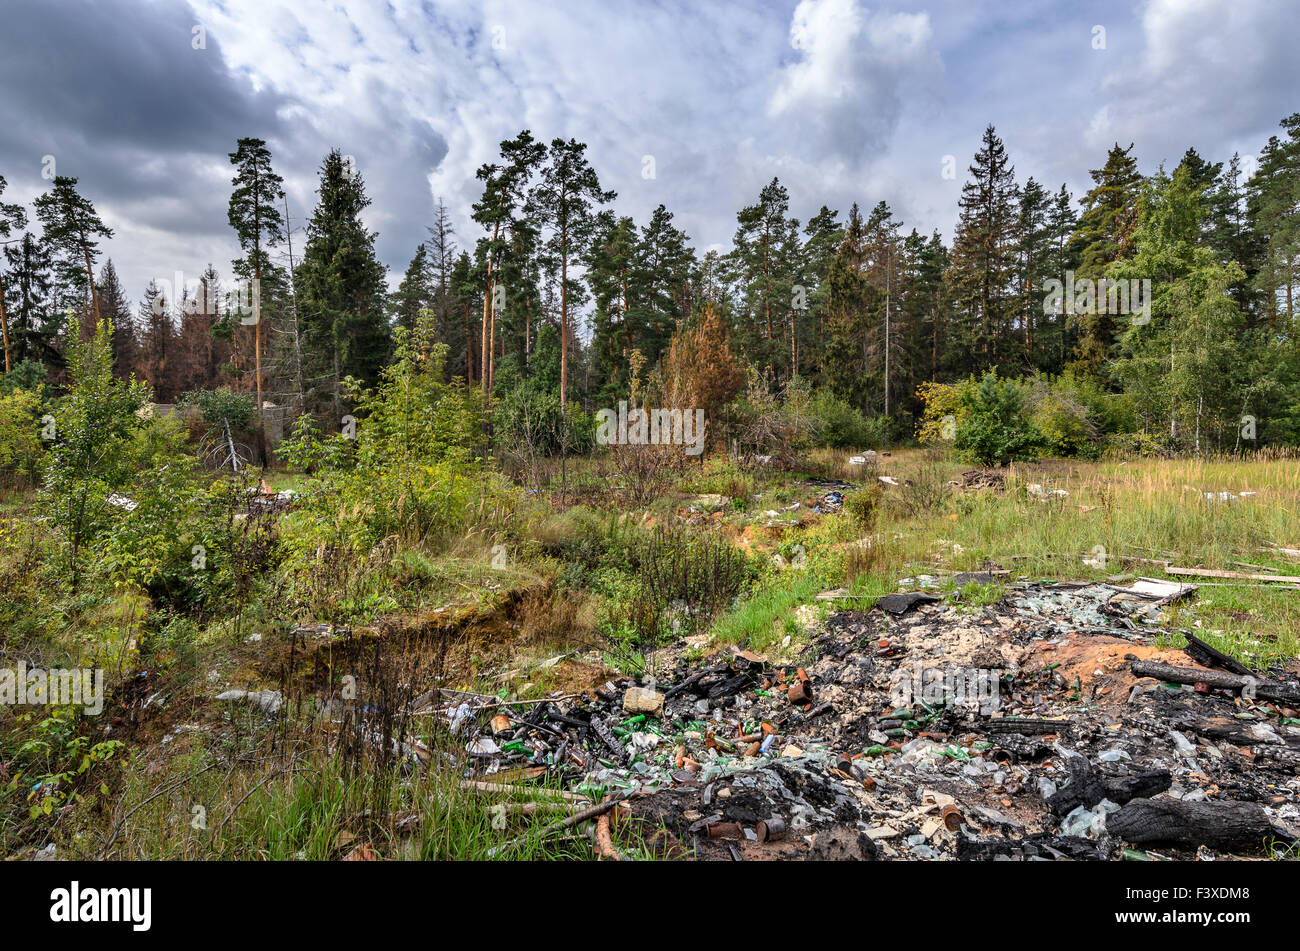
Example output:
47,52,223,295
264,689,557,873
95,261,135,379
529,137,615,408
635,204,695,371
1070,143,1143,374
1044,184,1080,368
822,203,879,409
227,137,285,436
800,205,842,383
1249,114,1300,329
473,131,547,400
2,233,56,369
136,280,174,400
864,201,902,415
391,243,433,334
731,178,797,381
586,211,639,403
426,198,461,366
450,251,479,384
1012,177,1055,371
33,176,113,328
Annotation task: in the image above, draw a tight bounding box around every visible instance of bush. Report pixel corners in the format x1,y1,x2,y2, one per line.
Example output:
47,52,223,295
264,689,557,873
844,484,883,525
915,379,971,446
953,372,1043,466
177,387,256,434
277,311,510,556
493,382,593,461
729,371,818,466
810,389,887,448
0,387,46,488
1029,386,1098,459
37,318,151,588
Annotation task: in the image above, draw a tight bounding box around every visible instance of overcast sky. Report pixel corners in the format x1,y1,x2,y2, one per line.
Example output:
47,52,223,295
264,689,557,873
1,0,1296,306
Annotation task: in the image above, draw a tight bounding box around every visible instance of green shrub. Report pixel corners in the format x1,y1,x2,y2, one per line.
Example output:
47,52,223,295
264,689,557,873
844,484,883,525
37,318,151,588
176,387,256,434
953,371,1043,466
277,310,510,557
0,387,46,487
493,382,593,457
810,389,886,448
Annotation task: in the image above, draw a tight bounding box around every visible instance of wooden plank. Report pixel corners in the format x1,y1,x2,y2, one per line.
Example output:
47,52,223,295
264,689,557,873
1165,566,1300,584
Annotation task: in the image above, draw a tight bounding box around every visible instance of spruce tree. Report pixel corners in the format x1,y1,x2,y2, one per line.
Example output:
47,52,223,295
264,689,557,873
947,125,1018,371
0,175,28,372
529,137,614,408
1070,143,1143,374
297,150,390,415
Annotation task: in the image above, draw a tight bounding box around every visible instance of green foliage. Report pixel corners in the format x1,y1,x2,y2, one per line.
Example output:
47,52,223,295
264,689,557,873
0,359,49,397
177,387,256,433
0,387,46,487
37,318,150,586
844,484,883,525
809,388,887,448
3,706,122,824
493,379,593,457
953,371,1043,466
95,456,210,605
278,312,506,555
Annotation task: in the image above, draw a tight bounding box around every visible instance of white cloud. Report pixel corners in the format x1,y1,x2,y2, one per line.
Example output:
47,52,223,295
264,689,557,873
768,0,940,164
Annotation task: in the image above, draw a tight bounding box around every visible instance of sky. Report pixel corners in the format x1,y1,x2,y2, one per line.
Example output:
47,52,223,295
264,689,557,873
1,0,1297,307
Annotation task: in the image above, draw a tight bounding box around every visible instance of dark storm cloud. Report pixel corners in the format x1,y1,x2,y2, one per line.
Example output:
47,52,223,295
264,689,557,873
0,0,288,218
0,0,450,296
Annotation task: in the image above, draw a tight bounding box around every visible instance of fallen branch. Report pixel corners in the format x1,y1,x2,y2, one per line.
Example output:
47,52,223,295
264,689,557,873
1129,660,1300,704
1165,566,1300,584
459,779,590,803
1047,756,1171,816
1181,631,1252,675
487,795,626,858
594,812,623,860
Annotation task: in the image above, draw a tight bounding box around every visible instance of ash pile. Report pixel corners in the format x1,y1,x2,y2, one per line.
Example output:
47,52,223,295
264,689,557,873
450,579,1300,860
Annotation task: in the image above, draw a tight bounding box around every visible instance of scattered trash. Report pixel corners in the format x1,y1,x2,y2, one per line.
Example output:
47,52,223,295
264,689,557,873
876,592,942,615
414,575,1299,861
623,686,665,716
960,470,1005,490
214,689,283,714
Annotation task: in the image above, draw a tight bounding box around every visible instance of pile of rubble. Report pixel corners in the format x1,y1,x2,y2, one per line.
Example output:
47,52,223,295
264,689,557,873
445,579,1300,860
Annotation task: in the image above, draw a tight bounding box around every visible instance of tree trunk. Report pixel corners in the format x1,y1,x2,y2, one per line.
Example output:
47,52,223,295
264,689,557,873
283,194,306,411
560,225,568,410
82,243,101,331
465,302,474,384
481,219,499,400
0,275,11,372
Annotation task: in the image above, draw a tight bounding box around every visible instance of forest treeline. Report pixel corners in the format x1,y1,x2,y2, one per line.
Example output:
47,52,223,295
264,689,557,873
1,111,1298,459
